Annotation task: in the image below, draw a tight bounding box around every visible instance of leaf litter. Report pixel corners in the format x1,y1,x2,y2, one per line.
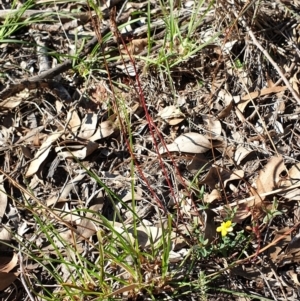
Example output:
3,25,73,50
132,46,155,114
2,0,300,300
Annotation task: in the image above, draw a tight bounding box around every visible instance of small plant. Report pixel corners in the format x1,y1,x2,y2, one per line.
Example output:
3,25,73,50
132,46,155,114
193,217,247,260
234,58,243,69
194,232,212,258
222,206,238,221
262,197,282,224
217,228,247,258
146,0,220,70
197,271,209,301
0,0,34,40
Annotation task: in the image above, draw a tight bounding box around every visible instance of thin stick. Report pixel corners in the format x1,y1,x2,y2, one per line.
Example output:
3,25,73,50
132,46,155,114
215,182,300,211
19,249,36,301
0,10,91,23
233,11,300,105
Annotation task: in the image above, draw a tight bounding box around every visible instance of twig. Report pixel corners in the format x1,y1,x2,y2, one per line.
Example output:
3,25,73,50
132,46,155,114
233,11,300,105
18,248,36,301
30,30,51,74
30,19,80,33
269,263,288,300
214,182,300,211
0,10,90,23
252,259,279,301
0,0,125,23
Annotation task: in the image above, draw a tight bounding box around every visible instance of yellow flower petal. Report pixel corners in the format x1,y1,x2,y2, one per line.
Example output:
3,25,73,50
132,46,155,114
227,226,233,233
217,221,233,237
225,221,232,227
221,228,227,236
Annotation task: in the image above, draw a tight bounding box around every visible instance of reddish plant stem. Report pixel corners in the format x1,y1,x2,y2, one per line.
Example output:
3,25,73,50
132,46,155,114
88,3,201,235
108,7,200,229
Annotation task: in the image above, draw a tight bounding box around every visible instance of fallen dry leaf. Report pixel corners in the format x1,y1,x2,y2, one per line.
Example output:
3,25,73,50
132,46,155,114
16,126,44,145
215,89,235,118
158,105,185,125
57,141,99,160
53,229,77,248
0,253,18,273
281,163,300,187
76,203,104,239
0,97,22,109
20,145,33,159
241,86,287,101
0,272,17,290
234,146,254,165
223,170,244,187
0,175,7,221
46,173,86,206
0,89,29,109
89,120,114,141
278,163,300,200
202,209,218,243
159,132,212,154
186,153,209,174
237,86,287,112
0,251,18,290
106,284,140,298
268,227,295,266
26,131,63,177
203,189,221,203
66,109,81,135
252,155,285,206
0,227,12,241
157,106,184,120
287,270,300,286
111,221,184,250
202,115,222,137
199,166,231,189
78,113,98,139
122,38,148,55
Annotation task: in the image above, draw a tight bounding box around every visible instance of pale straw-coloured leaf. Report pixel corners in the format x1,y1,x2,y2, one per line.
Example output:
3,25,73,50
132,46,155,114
46,173,86,206
76,204,104,239
234,145,254,165
67,109,81,134
26,131,63,177
78,113,98,139
158,105,185,120
89,120,114,141
203,189,221,203
0,253,18,273
251,155,285,206
0,89,29,109
278,163,300,200
159,132,212,154
223,170,244,187
202,115,222,137
56,141,98,160
0,175,7,221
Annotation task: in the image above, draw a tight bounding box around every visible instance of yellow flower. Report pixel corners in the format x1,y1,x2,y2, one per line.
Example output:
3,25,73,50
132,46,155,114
217,221,233,237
